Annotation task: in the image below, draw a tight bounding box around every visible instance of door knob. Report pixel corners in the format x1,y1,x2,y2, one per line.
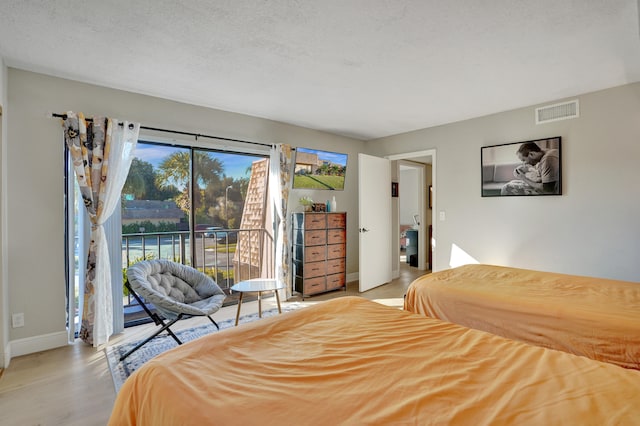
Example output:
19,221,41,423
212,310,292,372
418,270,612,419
359,227,370,233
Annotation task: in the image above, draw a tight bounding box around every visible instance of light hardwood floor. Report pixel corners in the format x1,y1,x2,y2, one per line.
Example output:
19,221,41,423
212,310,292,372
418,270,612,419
0,263,425,425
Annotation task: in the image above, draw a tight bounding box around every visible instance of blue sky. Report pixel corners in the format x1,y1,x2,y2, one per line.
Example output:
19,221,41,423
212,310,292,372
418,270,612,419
297,147,347,167
134,142,258,180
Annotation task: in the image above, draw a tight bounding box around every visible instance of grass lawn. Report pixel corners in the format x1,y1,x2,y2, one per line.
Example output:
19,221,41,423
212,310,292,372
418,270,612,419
293,174,344,190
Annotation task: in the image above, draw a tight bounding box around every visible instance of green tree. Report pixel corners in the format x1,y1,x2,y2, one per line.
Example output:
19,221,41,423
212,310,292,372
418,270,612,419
156,151,225,219
123,158,180,200
316,163,345,177
123,158,153,199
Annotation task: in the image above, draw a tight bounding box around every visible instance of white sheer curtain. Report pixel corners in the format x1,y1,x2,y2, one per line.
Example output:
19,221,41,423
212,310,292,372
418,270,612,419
63,112,139,347
269,144,293,298
67,183,89,343
104,201,125,335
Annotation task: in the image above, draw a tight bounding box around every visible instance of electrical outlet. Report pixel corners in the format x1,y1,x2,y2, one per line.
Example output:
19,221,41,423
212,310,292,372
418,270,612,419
12,313,24,328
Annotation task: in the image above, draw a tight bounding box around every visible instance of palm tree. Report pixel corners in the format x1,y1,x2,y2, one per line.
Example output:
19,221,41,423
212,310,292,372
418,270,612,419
156,151,225,217
124,158,180,201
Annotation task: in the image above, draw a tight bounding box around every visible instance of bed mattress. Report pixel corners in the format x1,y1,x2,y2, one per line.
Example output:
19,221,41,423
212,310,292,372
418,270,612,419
404,264,640,369
110,296,640,425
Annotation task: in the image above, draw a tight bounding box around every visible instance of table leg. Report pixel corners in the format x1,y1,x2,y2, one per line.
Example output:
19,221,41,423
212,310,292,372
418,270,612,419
275,289,282,314
258,291,262,318
235,292,243,326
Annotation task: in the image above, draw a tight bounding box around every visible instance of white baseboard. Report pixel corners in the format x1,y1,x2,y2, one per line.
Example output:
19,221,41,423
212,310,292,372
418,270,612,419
3,341,10,368
9,331,68,358
346,272,359,283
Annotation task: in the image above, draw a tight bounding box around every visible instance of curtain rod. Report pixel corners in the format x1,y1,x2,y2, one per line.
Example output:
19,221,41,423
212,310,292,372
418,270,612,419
52,113,272,148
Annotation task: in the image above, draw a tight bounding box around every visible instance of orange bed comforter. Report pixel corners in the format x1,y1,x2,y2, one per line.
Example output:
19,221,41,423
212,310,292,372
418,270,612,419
109,296,640,425
405,264,640,369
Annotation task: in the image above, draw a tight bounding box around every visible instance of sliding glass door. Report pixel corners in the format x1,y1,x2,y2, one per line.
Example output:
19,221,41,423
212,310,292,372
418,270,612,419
66,139,269,332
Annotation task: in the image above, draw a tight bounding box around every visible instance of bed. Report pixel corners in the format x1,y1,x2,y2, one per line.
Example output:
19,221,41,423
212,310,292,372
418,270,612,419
109,296,640,425
404,264,640,369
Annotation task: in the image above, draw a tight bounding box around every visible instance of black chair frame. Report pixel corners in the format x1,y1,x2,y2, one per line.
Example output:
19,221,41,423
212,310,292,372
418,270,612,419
119,280,219,362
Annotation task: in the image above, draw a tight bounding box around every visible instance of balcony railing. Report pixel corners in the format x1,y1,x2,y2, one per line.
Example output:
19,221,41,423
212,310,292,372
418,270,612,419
121,228,274,325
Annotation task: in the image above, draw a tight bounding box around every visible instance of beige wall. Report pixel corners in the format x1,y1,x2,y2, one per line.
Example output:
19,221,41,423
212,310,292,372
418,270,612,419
1,57,7,366
368,83,640,282
4,68,365,361
4,67,639,363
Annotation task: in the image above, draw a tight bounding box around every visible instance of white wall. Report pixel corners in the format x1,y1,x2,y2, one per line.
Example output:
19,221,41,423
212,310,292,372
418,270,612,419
368,83,640,282
399,167,420,225
5,68,365,358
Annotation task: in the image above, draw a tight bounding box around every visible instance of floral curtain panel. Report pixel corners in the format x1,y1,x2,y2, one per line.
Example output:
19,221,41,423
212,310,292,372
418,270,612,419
269,144,293,298
63,112,139,346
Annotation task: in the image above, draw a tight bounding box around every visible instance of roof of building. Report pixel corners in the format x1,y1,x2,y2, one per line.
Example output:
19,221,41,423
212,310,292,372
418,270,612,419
122,200,184,221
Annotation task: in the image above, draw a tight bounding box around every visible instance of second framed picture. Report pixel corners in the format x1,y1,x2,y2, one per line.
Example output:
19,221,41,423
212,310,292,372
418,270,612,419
391,182,399,197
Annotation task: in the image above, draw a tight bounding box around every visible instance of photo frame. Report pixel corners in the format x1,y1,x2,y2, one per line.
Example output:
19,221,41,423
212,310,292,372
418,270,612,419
481,137,562,197
391,182,399,197
293,147,348,190
312,203,326,212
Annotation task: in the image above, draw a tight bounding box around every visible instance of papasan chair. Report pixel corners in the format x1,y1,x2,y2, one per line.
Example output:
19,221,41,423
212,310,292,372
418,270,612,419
119,259,227,361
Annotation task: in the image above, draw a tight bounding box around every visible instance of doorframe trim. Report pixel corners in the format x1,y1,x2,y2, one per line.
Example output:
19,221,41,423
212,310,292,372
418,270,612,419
397,160,426,271
386,149,436,273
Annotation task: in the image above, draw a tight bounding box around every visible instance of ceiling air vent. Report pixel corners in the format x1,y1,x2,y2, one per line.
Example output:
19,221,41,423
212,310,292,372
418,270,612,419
535,100,579,124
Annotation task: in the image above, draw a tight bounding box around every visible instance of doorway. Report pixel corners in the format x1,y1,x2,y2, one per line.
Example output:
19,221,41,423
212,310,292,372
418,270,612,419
387,150,436,279
398,161,424,268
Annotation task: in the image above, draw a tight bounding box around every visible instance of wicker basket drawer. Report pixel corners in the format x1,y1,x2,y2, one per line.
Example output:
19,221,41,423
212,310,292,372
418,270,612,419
304,230,327,246
326,273,345,291
326,213,345,229
303,276,326,295
327,243,345,259
327,258,345,275
327,229,345,244
304,213,327,229
304,246,326,263
303,260,326,279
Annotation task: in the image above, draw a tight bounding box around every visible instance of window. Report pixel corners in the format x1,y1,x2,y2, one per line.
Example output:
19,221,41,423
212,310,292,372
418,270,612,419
67,139,270,331
120,141,267,326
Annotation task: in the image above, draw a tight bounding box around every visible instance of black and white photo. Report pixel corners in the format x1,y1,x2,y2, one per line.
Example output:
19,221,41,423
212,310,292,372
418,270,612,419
481,137,562,197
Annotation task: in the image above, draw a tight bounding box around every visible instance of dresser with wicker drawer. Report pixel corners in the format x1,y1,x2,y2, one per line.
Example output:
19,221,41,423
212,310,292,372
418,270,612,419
292,212,347,298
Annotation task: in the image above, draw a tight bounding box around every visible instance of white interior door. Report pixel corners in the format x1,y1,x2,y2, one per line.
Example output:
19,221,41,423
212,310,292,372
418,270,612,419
358,153,392,292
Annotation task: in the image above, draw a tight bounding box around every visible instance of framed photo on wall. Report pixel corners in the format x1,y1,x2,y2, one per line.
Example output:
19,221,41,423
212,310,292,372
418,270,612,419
391,182,399,197
481,137,562,197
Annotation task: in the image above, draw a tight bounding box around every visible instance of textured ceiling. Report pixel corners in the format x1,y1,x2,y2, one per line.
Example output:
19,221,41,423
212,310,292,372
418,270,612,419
1,1,639,140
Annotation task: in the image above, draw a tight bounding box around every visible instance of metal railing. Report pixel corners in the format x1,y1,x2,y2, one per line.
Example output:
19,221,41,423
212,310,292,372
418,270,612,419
121,228,274,321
